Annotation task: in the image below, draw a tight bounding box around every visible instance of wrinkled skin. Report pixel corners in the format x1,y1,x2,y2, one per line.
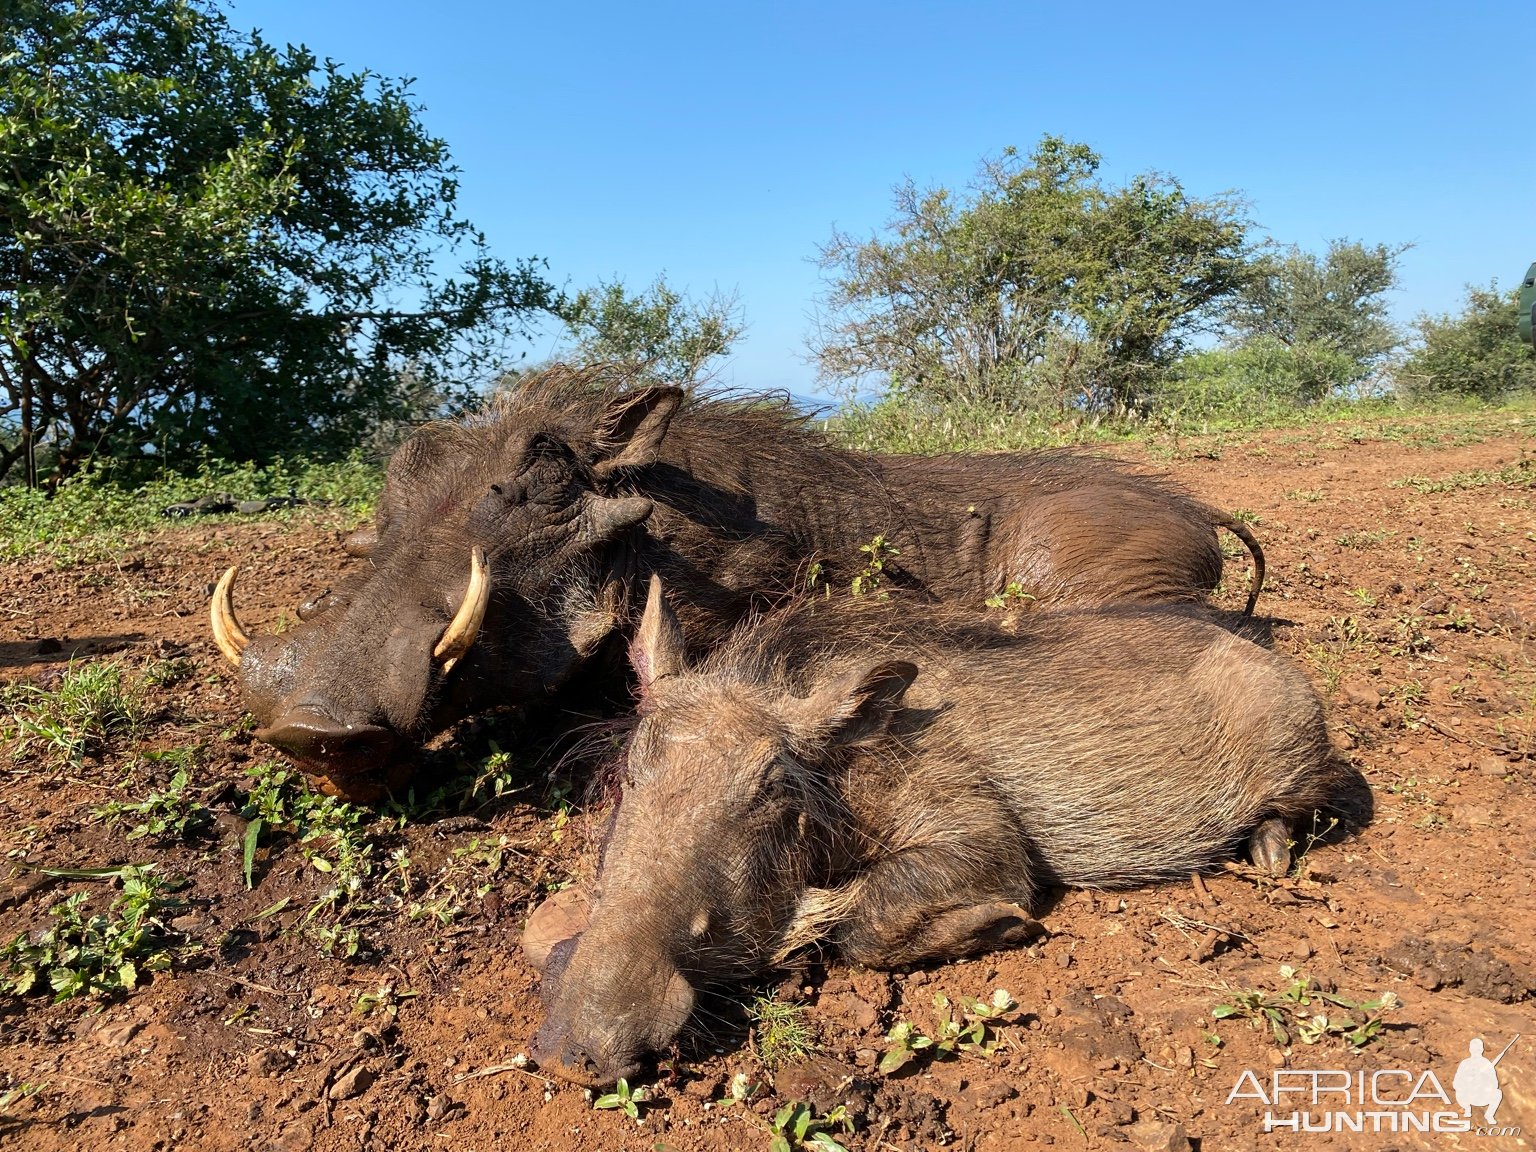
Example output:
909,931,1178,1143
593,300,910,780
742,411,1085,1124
532,581,1367,1086
225,366,1264,797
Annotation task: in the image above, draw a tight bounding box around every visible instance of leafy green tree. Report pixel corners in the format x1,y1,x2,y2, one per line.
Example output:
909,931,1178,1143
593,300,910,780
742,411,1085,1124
810,137,1250,412
559,275,744,388
1224,239,1405,399
1400,283,1536,399
0,0,556,486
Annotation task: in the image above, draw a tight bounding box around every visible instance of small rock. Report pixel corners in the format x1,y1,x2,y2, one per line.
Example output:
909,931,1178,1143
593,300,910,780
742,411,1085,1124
94,1019,143,1048
853,1048,877,1070
970,1080,1018,1109
1342,681,1383,710
1415,968,1442,991
684,1075,721,1099
1055,951,1074,969
1175,1045,1194,1069
1456,805,1495,827
248,1047,294,1078
329,1065,375,1101
1127,1120,1192,1152
426,1094,456,1122
1478,756,1510,777
1103,1100,1136,1125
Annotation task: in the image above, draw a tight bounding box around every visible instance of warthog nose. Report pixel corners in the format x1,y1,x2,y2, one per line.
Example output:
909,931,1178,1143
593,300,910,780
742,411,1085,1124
254,708,398,770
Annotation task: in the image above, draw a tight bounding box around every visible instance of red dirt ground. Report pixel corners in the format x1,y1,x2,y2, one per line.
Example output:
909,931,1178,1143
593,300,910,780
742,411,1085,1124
1,411,1533,1152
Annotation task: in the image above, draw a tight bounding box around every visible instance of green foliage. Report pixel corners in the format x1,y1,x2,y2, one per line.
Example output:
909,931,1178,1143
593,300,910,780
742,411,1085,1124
984,581,1036,610
239,763,375,952
94,763,214,841
811,136,1250,412
559,275,744,387
1390,457,1535,494
767,1102,852,1152
1153,337,1365,420
878,988,1016,1074
1225,239,1406,396
0,0,555,486
3,660,143,762
593,1077,649,1120
1401,283,1536,400
748,994,818,1068
1212,966,1398,1048
850,534,899,598
0,453,380,562
0,866,189,1001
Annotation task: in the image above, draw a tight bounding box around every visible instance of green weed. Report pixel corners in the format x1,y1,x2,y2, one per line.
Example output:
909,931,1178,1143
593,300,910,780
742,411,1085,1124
94,763,214,842
0,866,192,1001
850,534,899,598
879,988,1017,1074
749,994,818,1068
3,661,144,762
1212,966,1398,1048
593,1076,650,1121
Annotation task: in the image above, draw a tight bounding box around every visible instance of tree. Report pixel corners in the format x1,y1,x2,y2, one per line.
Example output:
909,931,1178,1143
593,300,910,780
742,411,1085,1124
0,0,556,486
559,275,743,388
1225,239,1405,399
809,137,1251,412
1400,283,1536,399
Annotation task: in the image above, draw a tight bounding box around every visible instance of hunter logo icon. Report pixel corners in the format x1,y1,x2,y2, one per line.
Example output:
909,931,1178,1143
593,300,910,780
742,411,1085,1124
1454,1034,1518,1125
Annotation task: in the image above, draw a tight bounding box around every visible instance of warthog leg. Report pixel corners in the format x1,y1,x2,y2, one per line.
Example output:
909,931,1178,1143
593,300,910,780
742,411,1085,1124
843,898,1045,969
1247,816,1293,875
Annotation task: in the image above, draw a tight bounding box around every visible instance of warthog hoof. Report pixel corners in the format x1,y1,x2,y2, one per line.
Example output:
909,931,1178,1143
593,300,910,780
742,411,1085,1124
1248,817,1293,875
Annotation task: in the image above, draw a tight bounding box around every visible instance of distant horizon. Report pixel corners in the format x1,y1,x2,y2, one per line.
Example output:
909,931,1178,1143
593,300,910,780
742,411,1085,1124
228,0,1534,398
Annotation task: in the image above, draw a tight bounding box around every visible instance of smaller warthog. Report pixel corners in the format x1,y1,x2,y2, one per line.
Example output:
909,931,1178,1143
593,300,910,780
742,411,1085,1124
532,581,1367,1085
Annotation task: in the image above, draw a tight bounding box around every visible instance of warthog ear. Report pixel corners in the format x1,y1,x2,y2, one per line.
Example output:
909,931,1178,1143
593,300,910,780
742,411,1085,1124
592,387,684,479
631,574,685,693
790,660,919,747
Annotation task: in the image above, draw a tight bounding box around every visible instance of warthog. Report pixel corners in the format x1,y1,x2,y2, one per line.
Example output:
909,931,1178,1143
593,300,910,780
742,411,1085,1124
210,366,1263,797
531,580,1366,1085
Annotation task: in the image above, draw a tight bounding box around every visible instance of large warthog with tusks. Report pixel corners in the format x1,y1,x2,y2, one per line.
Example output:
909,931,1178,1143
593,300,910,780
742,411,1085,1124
529,579,1367,1086
209,366,1264,799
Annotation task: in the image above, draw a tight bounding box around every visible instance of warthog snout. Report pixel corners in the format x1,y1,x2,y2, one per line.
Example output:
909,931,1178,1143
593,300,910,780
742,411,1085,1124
253,708,399,775
533,957,695,1087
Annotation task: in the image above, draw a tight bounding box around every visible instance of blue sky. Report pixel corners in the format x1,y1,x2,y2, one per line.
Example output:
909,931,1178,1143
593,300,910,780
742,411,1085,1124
231,0,1533,398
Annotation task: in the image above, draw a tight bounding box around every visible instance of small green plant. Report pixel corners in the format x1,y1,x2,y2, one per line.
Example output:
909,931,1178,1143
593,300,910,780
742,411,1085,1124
464,741,523,808
748,993,817,1068
140,657,196,688
0,1081,44,1115
1335,529,1392,550
878,988,1016,1073
95,764,214,841
1290,812,1340,880
3,661,144,762
593,1076,649,1120
1346,587,1376,607
1390,613,1432,656
767,1101,852,1152
354,984,419,1018
1212,966,1398,1048
0,866,190,1001
984,581,1036,609
850,534,899,598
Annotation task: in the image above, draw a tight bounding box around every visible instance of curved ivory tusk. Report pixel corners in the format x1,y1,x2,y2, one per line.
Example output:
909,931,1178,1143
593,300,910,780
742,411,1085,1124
434,546,490,674
210,566,250,667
